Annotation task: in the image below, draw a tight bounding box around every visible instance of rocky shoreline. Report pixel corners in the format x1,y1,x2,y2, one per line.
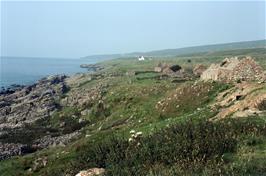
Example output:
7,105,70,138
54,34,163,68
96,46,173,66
0,60,110,161
0,74,80,160
1,56,265,164
0,75,68,126
0,84,25,96
80,63,104,71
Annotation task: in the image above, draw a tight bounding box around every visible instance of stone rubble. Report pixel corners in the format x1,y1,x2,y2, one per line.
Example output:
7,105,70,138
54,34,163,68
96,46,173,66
193,64,207,77
154,63,183,75
201,56,265,82
154,62,193,80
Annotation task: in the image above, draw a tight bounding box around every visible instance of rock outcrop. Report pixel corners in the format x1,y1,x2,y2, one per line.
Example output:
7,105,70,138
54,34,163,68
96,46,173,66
0,75,67,127
80,64,104,71
0,75,78,160
33,131,80,149
212,82,266,120
0,143,36,160
62,83,108,108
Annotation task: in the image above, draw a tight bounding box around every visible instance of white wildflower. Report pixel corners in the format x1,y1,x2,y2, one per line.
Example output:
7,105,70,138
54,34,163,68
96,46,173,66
130,130,136,134
136,131,143,136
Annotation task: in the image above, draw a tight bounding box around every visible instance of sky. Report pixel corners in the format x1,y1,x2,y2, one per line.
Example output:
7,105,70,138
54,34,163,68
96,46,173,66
1,1,265,58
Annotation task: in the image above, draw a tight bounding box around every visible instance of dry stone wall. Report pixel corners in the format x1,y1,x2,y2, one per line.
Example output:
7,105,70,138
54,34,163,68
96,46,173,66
201,57,265,82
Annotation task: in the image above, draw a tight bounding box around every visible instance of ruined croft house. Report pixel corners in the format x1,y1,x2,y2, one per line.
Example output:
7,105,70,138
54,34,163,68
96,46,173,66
154,63,185,77
193,64,207,77
154,63,182,74
201,57,266,82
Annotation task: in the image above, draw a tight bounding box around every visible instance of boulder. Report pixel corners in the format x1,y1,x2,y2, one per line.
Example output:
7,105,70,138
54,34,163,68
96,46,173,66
75,168,105,176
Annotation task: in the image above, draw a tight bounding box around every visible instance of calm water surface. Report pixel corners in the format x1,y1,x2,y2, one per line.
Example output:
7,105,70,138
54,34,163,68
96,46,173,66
0,57,95,88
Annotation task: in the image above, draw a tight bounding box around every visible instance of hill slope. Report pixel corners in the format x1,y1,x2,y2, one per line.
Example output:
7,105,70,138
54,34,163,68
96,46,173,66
0,47,266,176
82,39,266,60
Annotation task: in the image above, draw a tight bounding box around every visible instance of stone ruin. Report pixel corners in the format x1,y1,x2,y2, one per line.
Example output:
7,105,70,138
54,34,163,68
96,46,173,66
201,57,265,82
193,64,207,77
154,63,184,77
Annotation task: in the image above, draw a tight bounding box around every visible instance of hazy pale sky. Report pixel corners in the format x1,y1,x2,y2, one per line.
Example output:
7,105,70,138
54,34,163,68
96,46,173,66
1,1,265,58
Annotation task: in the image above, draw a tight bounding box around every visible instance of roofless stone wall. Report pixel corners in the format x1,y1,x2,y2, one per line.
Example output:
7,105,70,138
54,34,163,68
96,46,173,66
201,57,265,82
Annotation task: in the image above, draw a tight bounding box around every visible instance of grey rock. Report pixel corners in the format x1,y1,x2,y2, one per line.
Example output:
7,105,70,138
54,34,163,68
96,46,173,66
0,143,36,160
0,75,68,126
33,131,80,149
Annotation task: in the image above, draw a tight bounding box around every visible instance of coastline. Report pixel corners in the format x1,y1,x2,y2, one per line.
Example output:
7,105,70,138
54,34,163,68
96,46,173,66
0,62,101,93
0,62,105,160
0,56,95,90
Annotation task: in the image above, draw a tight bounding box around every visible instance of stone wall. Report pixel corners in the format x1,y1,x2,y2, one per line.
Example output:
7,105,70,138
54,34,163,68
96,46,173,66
201,57,265,82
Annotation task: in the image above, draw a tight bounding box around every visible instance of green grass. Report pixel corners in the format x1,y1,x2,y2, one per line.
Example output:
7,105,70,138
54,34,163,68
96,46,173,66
0,47,266,175
2,117,265,176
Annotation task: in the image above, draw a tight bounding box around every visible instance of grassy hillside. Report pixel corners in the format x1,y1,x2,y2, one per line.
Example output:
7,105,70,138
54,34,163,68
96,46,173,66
82,40,266,60
1,47,266,175
143,39,266,56
100,47,266,71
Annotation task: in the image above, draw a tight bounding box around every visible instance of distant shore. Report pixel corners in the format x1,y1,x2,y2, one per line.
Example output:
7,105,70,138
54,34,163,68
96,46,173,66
0,57,96,89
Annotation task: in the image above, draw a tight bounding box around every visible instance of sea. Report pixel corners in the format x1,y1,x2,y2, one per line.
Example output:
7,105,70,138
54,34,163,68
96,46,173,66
0,57,96,88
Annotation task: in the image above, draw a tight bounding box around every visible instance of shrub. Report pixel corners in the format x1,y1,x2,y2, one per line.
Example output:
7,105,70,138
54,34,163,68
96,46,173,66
78,119,238,175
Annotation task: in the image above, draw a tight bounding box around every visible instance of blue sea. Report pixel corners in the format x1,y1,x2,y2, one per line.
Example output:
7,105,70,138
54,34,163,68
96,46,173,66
0,57,96,88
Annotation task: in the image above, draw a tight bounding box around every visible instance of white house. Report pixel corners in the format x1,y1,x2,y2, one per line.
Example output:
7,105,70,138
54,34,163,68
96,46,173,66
138,56,145,61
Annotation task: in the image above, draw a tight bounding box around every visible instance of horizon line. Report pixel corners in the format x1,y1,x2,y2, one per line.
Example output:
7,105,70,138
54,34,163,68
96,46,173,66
1,38,265,59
